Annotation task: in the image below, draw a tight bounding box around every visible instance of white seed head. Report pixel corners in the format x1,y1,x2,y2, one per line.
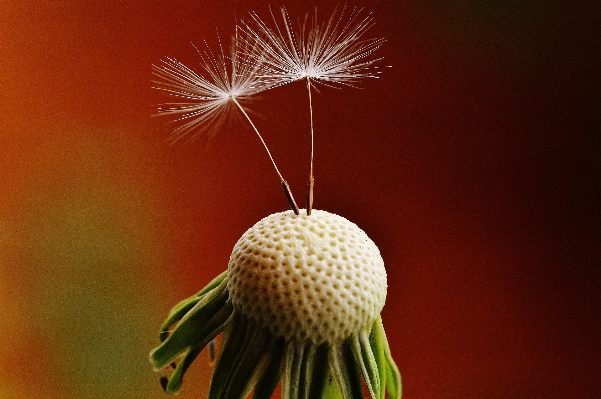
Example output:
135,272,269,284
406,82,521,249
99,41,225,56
228,209,387,345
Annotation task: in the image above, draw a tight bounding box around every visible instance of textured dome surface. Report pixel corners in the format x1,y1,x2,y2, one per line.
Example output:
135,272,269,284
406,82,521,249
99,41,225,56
228,209,387,344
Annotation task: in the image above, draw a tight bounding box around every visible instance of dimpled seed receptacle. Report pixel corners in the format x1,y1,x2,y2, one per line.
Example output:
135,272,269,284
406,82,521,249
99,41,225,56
227,209,388,345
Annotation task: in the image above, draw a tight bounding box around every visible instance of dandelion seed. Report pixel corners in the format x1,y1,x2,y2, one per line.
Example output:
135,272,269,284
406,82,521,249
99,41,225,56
242,5,387,87
153,29,299,214
240,5,388,213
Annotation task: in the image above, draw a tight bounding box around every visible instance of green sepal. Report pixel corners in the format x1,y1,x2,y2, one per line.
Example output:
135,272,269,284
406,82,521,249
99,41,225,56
163,302,233,394
300,342,329,399
221,323,271,399
158,270,228,342
352,330,381,399
329,340,364,399
159,295,202,342
281,342,305,399
195,270,229,297
369,317,402,399
208,311,248,399
150,276,230,371
321,371,344,399
163,346,202,394
252,336,285,399
382,330,401,399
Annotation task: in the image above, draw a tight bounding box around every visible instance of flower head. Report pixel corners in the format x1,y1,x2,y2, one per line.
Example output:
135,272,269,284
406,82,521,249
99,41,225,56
150,210,401,399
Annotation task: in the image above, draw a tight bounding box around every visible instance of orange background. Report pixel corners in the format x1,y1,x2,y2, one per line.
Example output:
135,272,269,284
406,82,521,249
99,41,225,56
1,1,599,398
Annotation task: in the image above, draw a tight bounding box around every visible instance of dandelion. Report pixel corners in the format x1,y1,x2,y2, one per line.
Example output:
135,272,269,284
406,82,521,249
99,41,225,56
153,29,300,213
150,6,401,399
150,210,401,399
239,5,388,213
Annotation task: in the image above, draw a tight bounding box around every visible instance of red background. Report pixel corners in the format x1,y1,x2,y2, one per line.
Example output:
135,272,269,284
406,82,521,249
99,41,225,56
0,1,599,398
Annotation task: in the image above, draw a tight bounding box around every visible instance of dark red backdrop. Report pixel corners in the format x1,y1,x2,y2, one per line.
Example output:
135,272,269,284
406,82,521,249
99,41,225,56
1,1,599,398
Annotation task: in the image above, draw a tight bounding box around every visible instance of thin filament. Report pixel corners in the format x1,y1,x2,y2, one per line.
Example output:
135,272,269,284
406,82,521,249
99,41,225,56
232,97,284,182
306,77,315,180
232,97,300,215
306,77,315,215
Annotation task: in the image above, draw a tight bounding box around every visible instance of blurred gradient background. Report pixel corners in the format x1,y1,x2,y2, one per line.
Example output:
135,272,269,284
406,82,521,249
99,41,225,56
1,1,599,398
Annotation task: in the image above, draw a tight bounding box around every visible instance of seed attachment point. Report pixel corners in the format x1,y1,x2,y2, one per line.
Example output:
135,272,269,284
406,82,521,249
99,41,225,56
307,175,314,215
282,180,300,215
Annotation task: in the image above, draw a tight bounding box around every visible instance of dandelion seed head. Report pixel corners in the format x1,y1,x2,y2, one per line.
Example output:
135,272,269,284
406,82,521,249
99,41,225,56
150,211,402,398
228,210,387,345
